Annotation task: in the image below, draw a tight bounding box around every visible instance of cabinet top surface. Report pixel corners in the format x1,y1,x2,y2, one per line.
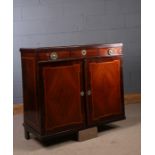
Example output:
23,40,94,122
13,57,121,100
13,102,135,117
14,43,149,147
20,43,123,51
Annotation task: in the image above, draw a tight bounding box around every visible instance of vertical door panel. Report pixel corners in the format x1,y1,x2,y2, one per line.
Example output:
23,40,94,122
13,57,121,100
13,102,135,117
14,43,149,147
87,58,124,125
40,61,85,133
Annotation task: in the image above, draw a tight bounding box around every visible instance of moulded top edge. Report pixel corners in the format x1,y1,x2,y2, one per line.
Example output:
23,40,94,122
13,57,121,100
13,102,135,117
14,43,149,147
20,43,123,51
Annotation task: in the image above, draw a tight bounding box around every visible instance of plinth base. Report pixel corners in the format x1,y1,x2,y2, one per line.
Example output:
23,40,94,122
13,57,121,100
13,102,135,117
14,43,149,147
78,127,97,141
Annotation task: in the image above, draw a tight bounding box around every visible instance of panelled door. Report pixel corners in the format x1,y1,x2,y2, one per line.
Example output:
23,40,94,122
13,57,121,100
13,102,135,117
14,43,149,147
39,60,86,134
85,57,124,126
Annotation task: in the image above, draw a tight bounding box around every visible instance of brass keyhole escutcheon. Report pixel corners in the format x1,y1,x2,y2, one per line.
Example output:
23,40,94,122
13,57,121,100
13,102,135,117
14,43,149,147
81,49,87,56
80,91,84,96
87,90,91,96
50,52,58,60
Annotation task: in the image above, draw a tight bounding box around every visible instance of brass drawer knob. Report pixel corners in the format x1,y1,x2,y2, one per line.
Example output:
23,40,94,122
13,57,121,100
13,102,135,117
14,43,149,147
50,52,58,60
107,49,114,55
81,49,87,56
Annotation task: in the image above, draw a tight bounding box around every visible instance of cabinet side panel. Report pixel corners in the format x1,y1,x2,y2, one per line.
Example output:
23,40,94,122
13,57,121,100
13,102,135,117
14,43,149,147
22,57,40,131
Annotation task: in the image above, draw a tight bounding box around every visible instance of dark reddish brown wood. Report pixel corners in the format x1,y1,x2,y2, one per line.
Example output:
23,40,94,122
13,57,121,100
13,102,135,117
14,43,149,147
98,47,122,56
37,50,70,61
21,56,40,131
20,43,125,141
70,49,98,58
39,61,86,134
20,43,123,51
85,57,124,126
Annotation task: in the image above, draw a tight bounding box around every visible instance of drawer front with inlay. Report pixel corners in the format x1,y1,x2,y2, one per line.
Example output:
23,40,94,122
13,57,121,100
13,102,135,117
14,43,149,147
37,50,70,61
70,49,98,58
98,47,122,57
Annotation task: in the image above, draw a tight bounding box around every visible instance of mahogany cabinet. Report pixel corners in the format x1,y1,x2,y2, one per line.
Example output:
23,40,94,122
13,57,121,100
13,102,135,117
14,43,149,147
20,43,125,141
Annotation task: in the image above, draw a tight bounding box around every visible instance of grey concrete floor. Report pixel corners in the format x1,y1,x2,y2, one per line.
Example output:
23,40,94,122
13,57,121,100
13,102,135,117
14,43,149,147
13,104,141,155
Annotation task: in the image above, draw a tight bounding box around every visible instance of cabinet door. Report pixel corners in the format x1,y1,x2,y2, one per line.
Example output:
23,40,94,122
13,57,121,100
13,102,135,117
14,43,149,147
86,58,125,126
39,60,85,134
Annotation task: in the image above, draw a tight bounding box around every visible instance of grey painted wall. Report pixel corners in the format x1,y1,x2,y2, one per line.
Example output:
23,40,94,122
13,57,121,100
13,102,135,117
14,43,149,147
13,0,141,103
